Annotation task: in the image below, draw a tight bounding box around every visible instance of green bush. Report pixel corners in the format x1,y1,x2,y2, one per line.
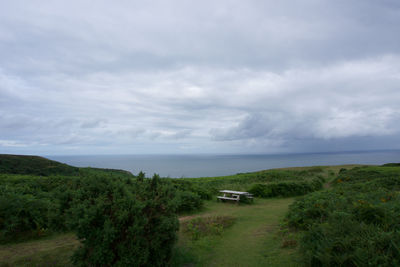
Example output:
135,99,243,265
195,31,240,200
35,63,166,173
173,190,203,213
381,163,400,167
0,172,182,265
69,175,179,266
248,179,322,198
285,165,400,266
301,212,400,266
168,179,212,201
0,193,51,242
248,183,268,197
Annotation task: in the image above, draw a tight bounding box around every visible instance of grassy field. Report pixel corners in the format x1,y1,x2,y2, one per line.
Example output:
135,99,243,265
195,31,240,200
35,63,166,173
173,198,300,266
0,233,79,267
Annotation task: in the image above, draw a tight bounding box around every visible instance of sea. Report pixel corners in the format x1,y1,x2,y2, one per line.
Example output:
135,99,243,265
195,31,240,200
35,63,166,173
46,150,400,178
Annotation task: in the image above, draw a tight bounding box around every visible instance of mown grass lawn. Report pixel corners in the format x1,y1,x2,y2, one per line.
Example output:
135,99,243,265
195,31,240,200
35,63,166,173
173,197,300,266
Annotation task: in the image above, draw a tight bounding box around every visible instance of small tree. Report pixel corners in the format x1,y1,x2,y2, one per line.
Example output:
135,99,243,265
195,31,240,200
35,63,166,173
137,171,145,182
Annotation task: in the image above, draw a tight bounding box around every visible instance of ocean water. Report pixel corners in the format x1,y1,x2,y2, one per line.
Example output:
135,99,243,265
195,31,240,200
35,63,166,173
47,150,400,178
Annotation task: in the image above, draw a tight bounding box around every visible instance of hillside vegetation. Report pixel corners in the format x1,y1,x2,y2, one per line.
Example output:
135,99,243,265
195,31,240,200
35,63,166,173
170,166,335,200
0,156,181,266
0,154,79,176
285,165,400,266
1,155,400,266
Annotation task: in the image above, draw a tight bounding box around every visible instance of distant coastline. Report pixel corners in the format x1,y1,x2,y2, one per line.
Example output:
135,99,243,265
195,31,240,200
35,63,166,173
48,150,400,178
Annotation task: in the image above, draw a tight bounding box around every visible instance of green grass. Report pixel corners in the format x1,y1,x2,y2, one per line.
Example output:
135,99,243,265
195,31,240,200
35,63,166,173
0,233,79,267
174,198,300,266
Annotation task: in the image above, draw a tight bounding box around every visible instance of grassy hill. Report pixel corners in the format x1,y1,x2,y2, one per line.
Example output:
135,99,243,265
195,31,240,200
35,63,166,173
0,154,133,177
0,154,79,176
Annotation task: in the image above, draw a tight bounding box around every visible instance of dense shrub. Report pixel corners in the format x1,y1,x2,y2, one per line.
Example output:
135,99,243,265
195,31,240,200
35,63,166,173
70,175,179,266
0,172,183,265
173,190,203,213
301,212,400,266
168,179,213,200
0,193,51,242
285,166,400,266
248,178,323,198
381,163,400,167
178,167,326,194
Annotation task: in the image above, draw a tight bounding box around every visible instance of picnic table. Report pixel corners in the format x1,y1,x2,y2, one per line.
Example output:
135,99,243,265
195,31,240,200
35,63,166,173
217,190,254,203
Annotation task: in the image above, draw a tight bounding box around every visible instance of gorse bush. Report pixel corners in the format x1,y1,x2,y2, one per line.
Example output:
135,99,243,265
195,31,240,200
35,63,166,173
173,190,203,213
0,193,50,242
248,178,323,198
285,165,400,266
70,174,179,267
168,179,213,200
0,171,207,240
0,172,184,266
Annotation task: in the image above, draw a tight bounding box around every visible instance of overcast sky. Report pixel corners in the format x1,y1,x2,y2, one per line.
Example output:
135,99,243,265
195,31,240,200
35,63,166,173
1,0,400,155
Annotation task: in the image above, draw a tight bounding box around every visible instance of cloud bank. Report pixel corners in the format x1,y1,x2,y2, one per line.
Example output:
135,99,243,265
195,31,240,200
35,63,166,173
1,0,400,154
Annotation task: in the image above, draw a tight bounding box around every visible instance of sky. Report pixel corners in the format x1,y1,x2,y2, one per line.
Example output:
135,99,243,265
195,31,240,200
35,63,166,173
1,0,400,155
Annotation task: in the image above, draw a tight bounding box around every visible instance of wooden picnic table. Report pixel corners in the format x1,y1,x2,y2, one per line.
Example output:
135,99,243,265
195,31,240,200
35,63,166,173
217,190,253,203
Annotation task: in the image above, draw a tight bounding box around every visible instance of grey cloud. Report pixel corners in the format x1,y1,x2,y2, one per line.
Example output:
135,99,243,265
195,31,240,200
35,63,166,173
211,114,279,141
1,0,400,76
1,1,400,154
80,119,107,129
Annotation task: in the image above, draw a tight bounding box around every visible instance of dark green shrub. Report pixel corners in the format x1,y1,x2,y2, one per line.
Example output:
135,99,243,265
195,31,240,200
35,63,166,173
0,193,50,242
192,185,213,200
353,202,386,225
239,194,252,204
300,212,400,266
381,163,400,167
249,180,322,198
0,172,181,265
174,190,203,213
69,175,179,266
248,183,268,197
285,165,400,266
137,171,145,182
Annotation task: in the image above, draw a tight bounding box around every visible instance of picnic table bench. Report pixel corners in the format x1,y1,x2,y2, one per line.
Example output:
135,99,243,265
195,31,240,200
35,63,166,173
217,190,253,203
